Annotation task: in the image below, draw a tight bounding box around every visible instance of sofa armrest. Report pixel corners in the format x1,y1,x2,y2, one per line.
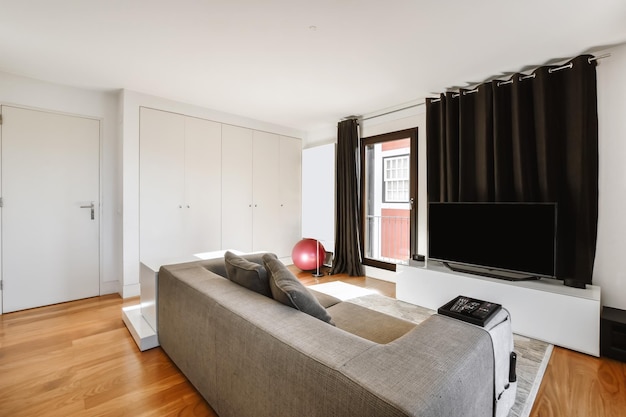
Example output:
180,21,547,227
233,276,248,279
341,315,494,417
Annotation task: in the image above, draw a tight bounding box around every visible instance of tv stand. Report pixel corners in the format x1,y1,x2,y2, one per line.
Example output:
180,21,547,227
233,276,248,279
396,262,600,356
443,262,540,282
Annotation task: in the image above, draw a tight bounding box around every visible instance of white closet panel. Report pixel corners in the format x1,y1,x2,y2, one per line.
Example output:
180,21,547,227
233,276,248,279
140,108,186,261
221,124,254,252
140,108,222,261
221,128,301,257
251,131,281,253
184,116,222,254
277,136,302,258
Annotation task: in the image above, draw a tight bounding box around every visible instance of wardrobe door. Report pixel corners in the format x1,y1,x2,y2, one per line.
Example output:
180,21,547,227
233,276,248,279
221,124,253,252
251,131,281,253
184,116,222,255
139,108,185,261
277,136,302,258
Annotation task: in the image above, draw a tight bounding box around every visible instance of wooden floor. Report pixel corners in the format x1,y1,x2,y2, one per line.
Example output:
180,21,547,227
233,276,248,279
0,269,624,417
529,346,626,417
0,295,216,417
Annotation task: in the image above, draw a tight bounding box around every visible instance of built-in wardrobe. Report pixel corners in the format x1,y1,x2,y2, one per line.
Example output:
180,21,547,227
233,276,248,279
139,107,301,262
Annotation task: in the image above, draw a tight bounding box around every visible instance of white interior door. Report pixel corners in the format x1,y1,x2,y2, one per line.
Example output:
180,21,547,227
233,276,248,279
1,106,100,313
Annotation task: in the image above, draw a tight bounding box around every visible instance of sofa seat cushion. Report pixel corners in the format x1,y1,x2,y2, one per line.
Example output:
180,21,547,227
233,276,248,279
327,302,416,344
224,251,272,297
308,289,342,308
263,254,335,325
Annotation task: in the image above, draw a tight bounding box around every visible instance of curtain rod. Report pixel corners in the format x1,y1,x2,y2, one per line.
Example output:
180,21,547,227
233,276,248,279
429,53,611,103
346,53,611,119
589,53,611,62
360,103,425,121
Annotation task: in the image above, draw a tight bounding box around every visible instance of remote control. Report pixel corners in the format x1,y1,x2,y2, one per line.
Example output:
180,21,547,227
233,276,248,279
509,352,517,382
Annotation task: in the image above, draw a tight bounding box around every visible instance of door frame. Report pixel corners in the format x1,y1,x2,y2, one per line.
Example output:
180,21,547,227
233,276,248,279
360,128,418,271
0,103,103,314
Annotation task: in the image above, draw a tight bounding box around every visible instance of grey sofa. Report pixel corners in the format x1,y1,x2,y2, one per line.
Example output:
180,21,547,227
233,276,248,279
157,254,498,417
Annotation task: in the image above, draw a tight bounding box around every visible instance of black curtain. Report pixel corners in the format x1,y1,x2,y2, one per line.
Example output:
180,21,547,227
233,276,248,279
331,119,364,276
426,55,598,284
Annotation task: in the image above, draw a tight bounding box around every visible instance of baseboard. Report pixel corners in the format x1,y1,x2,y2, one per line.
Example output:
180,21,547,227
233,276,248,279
364,265,398,283
123,283,140,298
100,280,120,296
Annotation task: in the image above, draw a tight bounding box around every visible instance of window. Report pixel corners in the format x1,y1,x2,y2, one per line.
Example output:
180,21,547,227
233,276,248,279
361,128,418,271
383,155,409,202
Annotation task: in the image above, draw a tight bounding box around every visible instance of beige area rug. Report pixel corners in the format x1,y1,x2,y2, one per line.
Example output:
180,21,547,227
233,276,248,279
308,281,553,417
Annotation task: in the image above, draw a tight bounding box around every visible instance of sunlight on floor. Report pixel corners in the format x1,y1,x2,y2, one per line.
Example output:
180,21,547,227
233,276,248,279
307,281,379,300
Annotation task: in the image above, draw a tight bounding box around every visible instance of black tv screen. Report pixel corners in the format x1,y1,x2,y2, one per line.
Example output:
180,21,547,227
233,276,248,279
428,202,557,279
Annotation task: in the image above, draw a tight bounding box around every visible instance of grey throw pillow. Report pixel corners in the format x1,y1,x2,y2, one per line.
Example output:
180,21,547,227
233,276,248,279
262,253,335,325
224,251,272,297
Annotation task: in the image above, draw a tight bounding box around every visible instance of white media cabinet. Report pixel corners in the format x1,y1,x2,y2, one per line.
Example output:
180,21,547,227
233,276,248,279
396,262,601,356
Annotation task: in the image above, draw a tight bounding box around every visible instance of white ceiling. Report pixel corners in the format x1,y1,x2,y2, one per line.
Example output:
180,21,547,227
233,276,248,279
1,0,625,133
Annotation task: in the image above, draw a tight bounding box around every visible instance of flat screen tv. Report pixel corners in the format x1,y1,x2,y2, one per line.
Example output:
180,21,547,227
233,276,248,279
428,202,557,281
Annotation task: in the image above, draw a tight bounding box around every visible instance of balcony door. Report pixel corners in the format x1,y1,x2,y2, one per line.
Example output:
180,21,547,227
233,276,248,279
361,128,418,270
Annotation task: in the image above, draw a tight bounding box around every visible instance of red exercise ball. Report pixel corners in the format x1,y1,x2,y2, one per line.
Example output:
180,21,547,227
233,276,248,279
291,238,326,271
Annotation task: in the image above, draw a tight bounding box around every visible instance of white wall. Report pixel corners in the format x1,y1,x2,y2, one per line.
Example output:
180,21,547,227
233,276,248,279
594,44,626,310
0,71,121,295
302,144,335,252
120,90,304,297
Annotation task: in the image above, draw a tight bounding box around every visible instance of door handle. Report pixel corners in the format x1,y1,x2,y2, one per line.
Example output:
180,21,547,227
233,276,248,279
80,201,95,220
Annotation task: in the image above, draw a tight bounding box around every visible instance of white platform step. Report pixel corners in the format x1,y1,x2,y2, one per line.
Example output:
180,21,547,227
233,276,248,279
122,304,159,351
